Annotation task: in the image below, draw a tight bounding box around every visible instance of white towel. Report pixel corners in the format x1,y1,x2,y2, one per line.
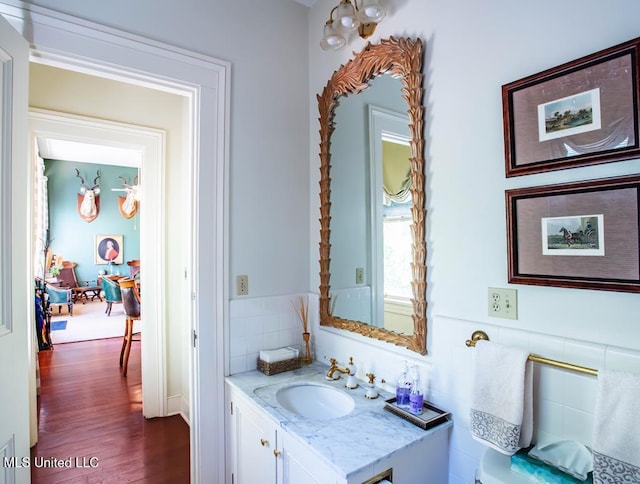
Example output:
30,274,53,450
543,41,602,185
592,369,640,483
470,340,533,455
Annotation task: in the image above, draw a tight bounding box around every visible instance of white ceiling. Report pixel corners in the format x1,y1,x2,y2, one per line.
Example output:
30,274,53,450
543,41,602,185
295,0,316,6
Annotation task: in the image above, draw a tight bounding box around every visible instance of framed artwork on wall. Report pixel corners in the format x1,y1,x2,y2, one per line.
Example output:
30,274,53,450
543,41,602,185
502,36,640,177
506,175,640,293
95,234,123,265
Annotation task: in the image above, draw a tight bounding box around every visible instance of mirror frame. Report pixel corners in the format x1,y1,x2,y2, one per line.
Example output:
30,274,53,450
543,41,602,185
318,37,427,355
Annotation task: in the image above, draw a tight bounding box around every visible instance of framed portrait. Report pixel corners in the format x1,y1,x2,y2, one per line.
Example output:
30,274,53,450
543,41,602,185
95,235,123,265
506,175,640,292
502,36,640,177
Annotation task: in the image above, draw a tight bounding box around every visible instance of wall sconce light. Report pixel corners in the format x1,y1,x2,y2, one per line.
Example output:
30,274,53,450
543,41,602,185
320,0,386,51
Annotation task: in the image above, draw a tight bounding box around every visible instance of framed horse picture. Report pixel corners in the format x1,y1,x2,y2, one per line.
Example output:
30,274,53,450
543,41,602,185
502,36,640,177
506,175,640,292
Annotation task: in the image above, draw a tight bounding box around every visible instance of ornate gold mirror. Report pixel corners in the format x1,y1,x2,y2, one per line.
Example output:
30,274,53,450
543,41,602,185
318,37,426,355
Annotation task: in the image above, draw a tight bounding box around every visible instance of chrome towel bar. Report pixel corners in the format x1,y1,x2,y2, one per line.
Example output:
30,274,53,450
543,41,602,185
465,330,598,377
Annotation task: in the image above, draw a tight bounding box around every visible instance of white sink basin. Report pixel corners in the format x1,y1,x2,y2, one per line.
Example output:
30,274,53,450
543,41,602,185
275,383,355,420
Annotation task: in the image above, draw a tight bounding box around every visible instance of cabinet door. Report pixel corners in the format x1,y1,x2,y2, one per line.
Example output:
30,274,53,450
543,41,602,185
231,395,278,484
278,431,340,484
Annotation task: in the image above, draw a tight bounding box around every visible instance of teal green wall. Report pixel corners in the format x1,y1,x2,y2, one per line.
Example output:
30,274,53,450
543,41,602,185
44,160,140,283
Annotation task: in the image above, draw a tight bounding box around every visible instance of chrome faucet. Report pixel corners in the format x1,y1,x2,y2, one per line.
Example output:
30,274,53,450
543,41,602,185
325,357,352,380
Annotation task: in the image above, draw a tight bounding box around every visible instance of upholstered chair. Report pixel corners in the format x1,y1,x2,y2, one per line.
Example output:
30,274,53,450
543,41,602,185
119,278,141,377
101,276,122,316
46,285,73,316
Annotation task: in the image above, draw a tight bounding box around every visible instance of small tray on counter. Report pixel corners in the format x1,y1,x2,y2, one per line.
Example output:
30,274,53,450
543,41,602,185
383,397,451,430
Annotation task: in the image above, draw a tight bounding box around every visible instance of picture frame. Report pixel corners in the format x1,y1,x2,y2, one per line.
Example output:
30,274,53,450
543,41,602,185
506,175,640,293
502,36,640,177
95,234,124,265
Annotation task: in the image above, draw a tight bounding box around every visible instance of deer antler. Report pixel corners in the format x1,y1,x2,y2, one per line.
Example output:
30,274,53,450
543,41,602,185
75,168,87,188
92,170,101,190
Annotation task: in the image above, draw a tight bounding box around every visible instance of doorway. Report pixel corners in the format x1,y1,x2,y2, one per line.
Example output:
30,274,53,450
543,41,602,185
0,4,230,483
30,105,167,419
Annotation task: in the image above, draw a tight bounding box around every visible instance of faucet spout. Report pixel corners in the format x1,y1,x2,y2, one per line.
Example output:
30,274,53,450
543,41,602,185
325,357,351,380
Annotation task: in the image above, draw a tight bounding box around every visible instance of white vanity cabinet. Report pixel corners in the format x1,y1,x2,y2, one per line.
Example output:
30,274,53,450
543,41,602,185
226,376,451,484
227,383,338,484
227,387,278,484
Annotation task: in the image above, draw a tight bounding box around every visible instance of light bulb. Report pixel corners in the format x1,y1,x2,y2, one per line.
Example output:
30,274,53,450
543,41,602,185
321,21,346,50
340,16,355,29
364,6,378,17
335,0,359,32
356,0,386,23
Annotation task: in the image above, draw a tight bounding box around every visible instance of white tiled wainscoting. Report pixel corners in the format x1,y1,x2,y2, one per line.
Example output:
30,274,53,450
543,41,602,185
429,315,640,484
229,294,317,374
228,296,640,484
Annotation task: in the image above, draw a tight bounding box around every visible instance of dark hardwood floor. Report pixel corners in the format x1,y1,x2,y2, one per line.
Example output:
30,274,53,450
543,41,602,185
32,337,190,483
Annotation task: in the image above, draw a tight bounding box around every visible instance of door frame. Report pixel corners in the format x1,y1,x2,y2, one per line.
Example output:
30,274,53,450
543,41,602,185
29,108,167,419
0,3,230,483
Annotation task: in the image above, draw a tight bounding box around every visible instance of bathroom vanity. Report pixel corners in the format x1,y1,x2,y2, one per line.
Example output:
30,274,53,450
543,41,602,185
225,363,451,483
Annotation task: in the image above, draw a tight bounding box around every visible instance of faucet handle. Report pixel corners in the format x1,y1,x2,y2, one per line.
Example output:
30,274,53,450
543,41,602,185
347,357,357,375
324,355,336,364
364,373,379,399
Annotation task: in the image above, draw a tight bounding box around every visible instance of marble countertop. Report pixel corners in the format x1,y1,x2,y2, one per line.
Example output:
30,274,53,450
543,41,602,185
226,362,452,480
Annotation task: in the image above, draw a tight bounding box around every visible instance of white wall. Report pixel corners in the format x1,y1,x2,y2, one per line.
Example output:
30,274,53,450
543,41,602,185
308,1,640,483
24,0,311,299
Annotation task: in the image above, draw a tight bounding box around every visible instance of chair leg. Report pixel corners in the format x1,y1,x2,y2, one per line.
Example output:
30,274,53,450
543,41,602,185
119,318,129,368
121,318,134,377
106,302,112,316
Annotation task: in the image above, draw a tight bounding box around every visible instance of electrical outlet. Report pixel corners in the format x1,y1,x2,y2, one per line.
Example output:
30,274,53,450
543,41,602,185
355,267,364,284
487,287,518,320
237,275,248,296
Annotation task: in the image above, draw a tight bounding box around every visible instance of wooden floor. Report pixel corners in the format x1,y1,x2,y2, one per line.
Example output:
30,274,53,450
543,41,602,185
32,337,190,483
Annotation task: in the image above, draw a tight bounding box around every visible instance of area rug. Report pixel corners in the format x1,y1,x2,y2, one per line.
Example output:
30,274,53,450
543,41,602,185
49,300,140,344
51,320,67,331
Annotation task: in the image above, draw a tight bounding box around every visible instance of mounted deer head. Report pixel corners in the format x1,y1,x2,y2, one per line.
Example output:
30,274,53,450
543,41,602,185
118,175,140,218
75,169,101,222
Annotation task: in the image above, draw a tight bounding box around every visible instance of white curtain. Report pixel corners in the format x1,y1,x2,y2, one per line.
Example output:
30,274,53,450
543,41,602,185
33,149,49,280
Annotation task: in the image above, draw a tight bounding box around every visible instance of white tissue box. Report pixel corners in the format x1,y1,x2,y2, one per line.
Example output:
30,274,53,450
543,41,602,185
259,347,298,363
257,347,300,375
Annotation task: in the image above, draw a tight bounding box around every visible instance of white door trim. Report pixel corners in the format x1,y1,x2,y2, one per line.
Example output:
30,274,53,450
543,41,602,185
0,3,230,483
29,108,167,420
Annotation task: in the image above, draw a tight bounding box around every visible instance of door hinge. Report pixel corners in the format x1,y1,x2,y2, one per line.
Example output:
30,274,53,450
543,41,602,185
231,473,234,484
192,329,198,348
230,401,233,415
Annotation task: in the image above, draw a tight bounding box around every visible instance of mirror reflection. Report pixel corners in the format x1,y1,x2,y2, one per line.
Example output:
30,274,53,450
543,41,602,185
330,75,414,334
318,37,427,354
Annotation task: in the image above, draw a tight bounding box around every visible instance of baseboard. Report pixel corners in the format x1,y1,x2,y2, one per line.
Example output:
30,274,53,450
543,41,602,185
167,394,190,425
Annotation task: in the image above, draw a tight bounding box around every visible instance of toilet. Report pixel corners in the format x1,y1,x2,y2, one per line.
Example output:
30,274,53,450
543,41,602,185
475,448,533,484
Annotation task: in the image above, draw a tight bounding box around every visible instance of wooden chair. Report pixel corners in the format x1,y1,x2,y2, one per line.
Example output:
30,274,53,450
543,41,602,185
57,261,102,304
126,259,140,278
119,278,141,377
